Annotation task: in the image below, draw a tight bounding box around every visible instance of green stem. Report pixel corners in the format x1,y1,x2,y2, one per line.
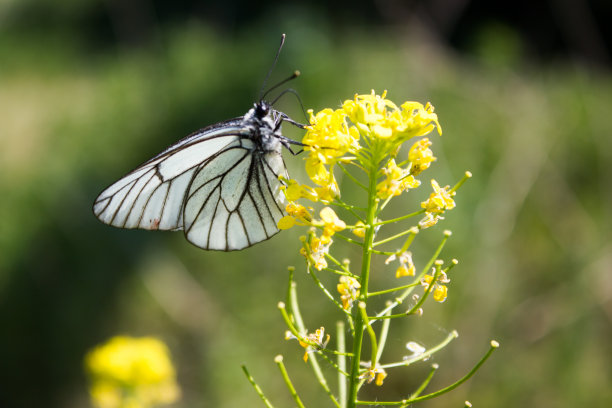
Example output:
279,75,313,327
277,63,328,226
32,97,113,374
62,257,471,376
347,160,380,407
242,364,275,408
275,356,306,408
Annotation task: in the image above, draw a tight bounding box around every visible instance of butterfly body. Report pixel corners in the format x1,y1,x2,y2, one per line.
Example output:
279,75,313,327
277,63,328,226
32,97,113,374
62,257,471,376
93,100,293,251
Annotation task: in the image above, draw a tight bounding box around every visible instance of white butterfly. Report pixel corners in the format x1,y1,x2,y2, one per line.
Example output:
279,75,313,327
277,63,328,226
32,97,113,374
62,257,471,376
93,99,302,251
93,35,306,251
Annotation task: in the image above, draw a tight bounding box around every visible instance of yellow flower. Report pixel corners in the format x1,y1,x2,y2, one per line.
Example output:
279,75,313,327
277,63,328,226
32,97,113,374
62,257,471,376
359,364,388,386
85,336,180,408
303,108,359,163
278,202,312,230
286,327,330,362
283,178,318,202
376,159,420,199
337,276,361,310
420,270,451,303
418,212,443,229
301,234,331,270
408,138,436,175
421,179,456,214
319,207,346,243
433,284,448,302
396,252,416,278
386,251,416,278
352,221,366,238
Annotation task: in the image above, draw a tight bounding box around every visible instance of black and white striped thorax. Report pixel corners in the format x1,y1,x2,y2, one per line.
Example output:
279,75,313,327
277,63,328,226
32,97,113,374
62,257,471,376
93,100,297,251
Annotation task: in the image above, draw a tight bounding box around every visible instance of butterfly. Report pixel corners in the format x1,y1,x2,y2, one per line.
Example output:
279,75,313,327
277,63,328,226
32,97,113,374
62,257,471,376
93,35,304,251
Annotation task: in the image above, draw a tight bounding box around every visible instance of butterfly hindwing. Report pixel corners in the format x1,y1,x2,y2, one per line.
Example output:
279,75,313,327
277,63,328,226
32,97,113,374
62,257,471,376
183,138,287,251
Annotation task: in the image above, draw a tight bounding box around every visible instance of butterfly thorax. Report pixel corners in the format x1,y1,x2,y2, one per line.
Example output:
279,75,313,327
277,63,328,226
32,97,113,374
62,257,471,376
242,101,283,154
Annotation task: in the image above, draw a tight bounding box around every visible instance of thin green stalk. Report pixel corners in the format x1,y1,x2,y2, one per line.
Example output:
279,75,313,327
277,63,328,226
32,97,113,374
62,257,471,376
275,356,306,408
307,264,353,317
358,340,499,405
373,228,417,247
368,282,420,297
381,330,458,369
371,231,451,324
325,252,356,277
358,303,378,366
347,159,380,408
409,364,438,399
337,321,347,408
375,210,425,226
370,249,396,256
405,261,442,316
284,284,344,408
242,364,275,408
309,351,342,408
339,163,368,191
333,232,363,246
450,171,472,192
375,307,392,364
279,302,351,357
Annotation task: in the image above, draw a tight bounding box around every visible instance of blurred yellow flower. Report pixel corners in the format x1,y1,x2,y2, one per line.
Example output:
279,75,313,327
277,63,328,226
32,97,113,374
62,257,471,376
300,234,330,271
359,364,388,386
337,276,361,310
287,327,330,362
278,202,312,230
376,159,420,199
319,207,346,243
85,336,180,408
352,221,366,238
283,178,318,202
408,138,436,175
421,180,456,214
421,270,451,303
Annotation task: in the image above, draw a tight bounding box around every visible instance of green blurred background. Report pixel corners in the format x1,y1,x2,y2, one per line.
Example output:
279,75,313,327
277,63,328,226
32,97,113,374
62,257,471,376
1,0,611,407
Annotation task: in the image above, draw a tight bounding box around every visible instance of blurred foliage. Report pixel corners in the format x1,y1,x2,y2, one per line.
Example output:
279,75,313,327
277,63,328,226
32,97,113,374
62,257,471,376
1,2,612,408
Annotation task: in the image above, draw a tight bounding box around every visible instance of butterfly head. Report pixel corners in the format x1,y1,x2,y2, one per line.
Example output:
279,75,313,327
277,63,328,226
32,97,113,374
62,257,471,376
254,100,272,119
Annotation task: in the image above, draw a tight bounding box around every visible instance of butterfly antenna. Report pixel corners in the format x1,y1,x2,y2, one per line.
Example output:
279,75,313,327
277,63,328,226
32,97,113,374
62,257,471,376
262,70,301,101
259,34,287,101
271,87,308,122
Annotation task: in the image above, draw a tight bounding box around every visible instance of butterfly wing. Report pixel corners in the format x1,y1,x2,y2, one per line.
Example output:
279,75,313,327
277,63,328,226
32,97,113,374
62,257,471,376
184,137,288,251
93,121,246,231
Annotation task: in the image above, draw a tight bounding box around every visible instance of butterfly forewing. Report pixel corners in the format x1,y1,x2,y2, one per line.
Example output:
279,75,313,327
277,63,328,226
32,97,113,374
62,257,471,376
93,126,247,231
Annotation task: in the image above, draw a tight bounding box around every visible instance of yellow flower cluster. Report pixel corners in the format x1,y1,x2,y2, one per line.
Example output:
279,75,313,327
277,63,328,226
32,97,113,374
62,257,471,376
85,336,180,408
279,91,441,238
337,276,361,310
421,270,451,302
342,91,441,145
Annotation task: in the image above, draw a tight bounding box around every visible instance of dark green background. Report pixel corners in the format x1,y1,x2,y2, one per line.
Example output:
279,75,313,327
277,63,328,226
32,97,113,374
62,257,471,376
1,1,611,407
